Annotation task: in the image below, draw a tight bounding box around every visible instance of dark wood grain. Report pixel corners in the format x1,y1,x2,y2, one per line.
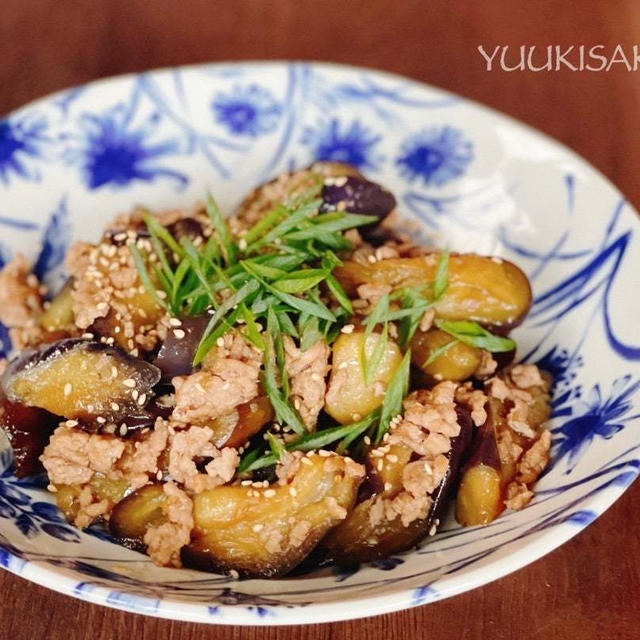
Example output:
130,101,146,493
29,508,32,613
1,1,639,638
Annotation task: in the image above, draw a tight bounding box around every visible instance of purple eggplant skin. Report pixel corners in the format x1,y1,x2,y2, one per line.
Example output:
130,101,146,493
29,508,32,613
424,405,474,529
320,176,396,231
153,316,209,380
0,391,61,477
166,217,204,243
461,416,501,474
316,404,475,568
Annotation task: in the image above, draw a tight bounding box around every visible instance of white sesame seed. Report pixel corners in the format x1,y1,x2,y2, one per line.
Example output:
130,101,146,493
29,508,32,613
340,324,355,334
367,255,377,264
301,457,313,466
384,482,392,491
137,393,147,406
318,449,331,457
229,569,239,580
97,416,107,424
264,489,276,498
173,329,186,339
123,378,136,388
66,420,78,427
238,238,247,251
82,332,94,339
364,436,371,445
156,470,163,481
387,454,398,463
119,424,128,436
338,362,348,370
97,301,109,311
289,487,297,497
252,523,264,532
376,459,384,471
111,402,120,412
63,383,72,396
132,390,139,401
111,366,118,379
169,318,182,327
216,337,225,347
241,480,252,486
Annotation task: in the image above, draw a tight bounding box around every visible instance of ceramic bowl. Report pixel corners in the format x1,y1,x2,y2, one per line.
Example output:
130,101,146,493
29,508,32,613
1,62,639,625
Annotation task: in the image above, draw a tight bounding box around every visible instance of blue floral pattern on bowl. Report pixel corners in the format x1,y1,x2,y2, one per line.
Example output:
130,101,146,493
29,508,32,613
213,84,282,137
0,62,638,625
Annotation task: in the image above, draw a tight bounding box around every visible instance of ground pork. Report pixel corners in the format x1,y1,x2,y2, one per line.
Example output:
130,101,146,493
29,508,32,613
289,520,312,548
167,424,238,492
352,282,392,314
40,425,126,486
510,363,546,389
119,419,169,490
504,481,534,510
275,450,304,485
74,485,110,529
475,350,498,378
516,429,551,483
283,336,330,430
455,383,488,427
172,332,261,425
67,238,168,352
0,254,44,349
372,383,460,528
143,482,194,568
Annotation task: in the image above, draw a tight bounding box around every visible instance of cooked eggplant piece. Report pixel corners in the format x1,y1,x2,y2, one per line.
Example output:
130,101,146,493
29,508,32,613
324,331,403,424
182,454,363,577
0,392,60,477
153,316,209,380
320,176,396,231
90,287,164,352
455,417,504,526
209,396,274,448
410,328,483,383
235,162,363,222
109,483,166,550
334,254,532,330
2,339,160,421
56,474,130,524
322,406,473,564
40,278,75,333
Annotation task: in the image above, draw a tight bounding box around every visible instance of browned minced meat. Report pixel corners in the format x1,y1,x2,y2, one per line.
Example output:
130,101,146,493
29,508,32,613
66,238,168,353
107,203,210,235
167,423,239,493
172,331,261,425
40,421,170,527
485,364,553,510
74,486,111,529
455,383,488,427
41,425,126,486
0,254,44,349
369,382,460,527
283,336,330,430
143,482,194,568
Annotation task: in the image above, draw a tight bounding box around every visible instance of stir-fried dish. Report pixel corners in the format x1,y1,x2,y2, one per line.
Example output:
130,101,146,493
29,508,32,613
0,162,552,577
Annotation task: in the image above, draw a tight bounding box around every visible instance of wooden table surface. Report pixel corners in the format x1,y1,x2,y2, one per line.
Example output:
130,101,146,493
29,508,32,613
1,1,639,638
